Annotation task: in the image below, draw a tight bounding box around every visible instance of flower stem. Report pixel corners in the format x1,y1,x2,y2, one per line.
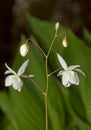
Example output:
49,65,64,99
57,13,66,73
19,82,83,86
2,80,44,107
27,26,59,130
57,32,66,38
44,93,48,130
44,29,59,130
48,67,61,77
29,38,46,58
29,78,45,95
45,56,49,130
47,30,57,57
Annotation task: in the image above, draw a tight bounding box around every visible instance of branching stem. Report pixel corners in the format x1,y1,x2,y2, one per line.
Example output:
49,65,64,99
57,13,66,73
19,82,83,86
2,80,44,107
29,78,45,95
27,26,59,130
44,29,58,130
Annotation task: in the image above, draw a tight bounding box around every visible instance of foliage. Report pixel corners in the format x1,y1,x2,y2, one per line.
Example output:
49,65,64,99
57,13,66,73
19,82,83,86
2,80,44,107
0,14,91,130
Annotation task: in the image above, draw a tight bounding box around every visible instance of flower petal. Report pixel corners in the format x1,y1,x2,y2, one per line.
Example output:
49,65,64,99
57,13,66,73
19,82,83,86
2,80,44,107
12,76,23,91
5,70,13,74
27,74,34,78
18,59,29,76
69,71,79,85
75,68,86,77
65,82,71,87
5,75,13,86
5,63,16,75
57,53,68,70
62,71,71,87
57,70,64,76
21,74,34,78
69,65,80,70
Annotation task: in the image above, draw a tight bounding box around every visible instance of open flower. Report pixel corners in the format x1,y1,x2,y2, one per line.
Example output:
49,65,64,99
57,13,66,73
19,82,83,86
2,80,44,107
57,53,85,87
5,59,34,91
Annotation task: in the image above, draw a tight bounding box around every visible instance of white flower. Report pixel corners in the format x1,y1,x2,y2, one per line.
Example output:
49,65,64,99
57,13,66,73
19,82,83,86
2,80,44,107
57,53,85,87
20,42,29,57
5,59,34,91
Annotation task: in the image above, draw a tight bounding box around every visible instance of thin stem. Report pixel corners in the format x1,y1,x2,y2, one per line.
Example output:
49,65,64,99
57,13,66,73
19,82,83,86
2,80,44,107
29,38,46,58
29,77,45,95
45,58,49,93
45,93,48,130
47,30,57,57
26,26,59,130
56,32,66,38
45,57,49,130
48,67,61,77
44,28,59,130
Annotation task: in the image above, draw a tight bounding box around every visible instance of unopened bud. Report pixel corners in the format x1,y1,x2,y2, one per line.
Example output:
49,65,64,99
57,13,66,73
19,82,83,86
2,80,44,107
20,42,29,57
55,22,60,31
62,35,68,48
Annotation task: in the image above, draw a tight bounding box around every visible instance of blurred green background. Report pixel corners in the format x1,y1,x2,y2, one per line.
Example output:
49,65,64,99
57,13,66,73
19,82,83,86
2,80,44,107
0,0,91,130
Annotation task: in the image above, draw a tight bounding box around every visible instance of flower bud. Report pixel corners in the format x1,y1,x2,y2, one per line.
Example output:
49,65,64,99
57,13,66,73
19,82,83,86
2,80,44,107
62,36,68,48
20,42,29,57
55,22,60,31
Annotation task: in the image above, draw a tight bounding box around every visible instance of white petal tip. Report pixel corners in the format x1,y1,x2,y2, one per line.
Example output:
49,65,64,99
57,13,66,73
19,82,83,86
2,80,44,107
63,84,71,87
28,75,34,78
18,89,21,92
83,73,86,77
5,84,10,87
5,63,8,68
56,53,59,57
56,53,68,70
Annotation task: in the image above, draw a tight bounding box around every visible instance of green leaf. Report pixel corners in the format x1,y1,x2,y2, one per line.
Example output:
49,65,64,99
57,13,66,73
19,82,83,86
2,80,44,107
83,28,91,47
0,92,18,130
1,14,91,130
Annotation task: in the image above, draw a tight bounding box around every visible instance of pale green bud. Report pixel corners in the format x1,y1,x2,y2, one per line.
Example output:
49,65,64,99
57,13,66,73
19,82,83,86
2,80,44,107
55,22,60,31
62,36,68,48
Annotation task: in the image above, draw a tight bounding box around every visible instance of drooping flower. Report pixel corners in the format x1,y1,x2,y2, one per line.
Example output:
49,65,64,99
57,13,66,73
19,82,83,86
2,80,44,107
57,53,85,87
20,42,29,57
5,59,34,91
